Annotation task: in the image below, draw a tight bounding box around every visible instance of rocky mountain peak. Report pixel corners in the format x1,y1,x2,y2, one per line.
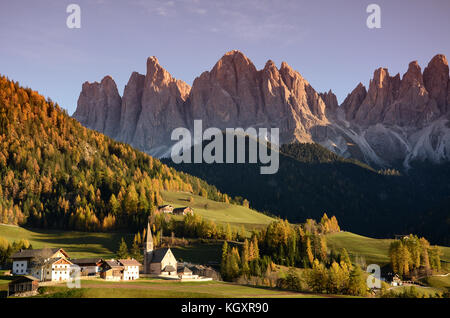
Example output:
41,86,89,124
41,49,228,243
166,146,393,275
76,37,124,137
423,54,449,114
398,61,424,97
350,67,401,126
319,90,339,115
145,56,190,98
211,50,258,81
118,72,146,144
73,51,450,167
73,75,122,137
341,83,367,121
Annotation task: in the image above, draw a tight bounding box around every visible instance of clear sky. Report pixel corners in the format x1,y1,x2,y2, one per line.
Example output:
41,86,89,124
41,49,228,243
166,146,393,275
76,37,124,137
0,0,449,115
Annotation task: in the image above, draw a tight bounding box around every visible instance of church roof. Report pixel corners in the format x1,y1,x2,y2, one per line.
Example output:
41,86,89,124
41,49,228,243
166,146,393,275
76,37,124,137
163,265,176,272
151,248,171,263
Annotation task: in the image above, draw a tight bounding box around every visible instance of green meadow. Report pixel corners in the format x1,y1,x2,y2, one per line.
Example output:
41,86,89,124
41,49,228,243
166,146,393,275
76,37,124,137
34,279,334,298
161,191,274,232
327,231,450,267
0,223,130,259
1,191,449,270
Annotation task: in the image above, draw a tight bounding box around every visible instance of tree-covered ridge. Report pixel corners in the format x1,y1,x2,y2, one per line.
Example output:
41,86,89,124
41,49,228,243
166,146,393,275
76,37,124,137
0,75,242,231
165,140,450,245
280,142,374,169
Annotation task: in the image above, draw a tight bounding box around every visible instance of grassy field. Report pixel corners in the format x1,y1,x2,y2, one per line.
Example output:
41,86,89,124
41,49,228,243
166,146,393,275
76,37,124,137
33,278,334,298
326,232,393,266
0,223,132,259
326,231,450,267
161,191,274,232
0,224,226,264
170,242,222,264
419,275,450,292
1,193,449,269
388,285,444,297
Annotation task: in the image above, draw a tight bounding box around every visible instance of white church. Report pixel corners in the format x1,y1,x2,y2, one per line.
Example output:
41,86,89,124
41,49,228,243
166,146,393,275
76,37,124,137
143,222,178,277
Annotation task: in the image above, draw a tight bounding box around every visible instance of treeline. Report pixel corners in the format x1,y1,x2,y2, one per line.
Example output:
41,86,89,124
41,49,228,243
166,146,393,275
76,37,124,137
219,215,368,296
0,76,246,232
0,236,31,267
145,213,248,242
165,139,450,245
220,238,276,282
257,214,340,267
389,235,442,278
276,260,367,296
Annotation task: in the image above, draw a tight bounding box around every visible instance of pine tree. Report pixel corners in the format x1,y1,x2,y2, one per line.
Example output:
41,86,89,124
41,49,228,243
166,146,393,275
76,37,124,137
252,236,259,260
340,248,352,270
117,237,129,259
419,237,430,270
225,223,232,241
130,239,142,262
307,259,328,293
328,261,342,294
220,241,229,279
241,240,250,277
319,235,327,262
348,265,367,296
306,237,314,267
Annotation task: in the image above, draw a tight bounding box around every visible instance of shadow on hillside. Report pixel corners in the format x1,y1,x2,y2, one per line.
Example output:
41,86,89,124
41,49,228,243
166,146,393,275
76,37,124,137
21,228,134,257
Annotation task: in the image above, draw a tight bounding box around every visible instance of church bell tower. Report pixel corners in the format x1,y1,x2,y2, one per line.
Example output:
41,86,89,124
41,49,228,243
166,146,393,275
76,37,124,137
143,221,154,274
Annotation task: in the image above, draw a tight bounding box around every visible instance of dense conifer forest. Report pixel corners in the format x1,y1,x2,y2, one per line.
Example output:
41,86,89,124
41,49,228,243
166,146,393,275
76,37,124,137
164,141,450,245
0,76,244,232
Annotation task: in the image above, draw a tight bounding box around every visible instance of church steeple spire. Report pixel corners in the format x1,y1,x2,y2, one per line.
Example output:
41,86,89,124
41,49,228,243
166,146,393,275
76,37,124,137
145,221,154,252
143,220,154,274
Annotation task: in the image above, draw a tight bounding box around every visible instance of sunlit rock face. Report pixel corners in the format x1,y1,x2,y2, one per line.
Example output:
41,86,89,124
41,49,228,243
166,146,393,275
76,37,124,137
74,52,450,168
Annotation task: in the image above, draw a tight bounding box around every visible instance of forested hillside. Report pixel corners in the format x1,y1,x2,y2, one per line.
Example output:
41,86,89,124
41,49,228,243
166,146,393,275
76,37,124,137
0,76,242,232
163,141,450,245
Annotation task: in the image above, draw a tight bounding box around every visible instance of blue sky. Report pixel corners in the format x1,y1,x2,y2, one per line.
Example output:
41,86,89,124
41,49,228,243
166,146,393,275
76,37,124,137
0,0,449,115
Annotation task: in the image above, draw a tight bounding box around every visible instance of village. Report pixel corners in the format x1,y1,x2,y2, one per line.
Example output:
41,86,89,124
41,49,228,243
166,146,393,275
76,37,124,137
5,205,219,297
1,203,448,298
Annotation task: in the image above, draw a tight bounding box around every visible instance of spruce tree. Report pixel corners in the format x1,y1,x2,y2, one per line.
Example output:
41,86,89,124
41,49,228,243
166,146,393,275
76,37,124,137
117,237,129,259
348,265,367,296
130,240,142,262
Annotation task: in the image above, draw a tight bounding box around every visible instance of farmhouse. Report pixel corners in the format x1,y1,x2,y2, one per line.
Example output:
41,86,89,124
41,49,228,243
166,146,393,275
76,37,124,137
36,257,73,282
11,248,73,282
143,221,178,276
99,259,142,280
178,266,199,280
173,206,194,216
100,260,123,281
391,274,403,286
71,258,102,276
119,259,141,280
8,275,39,297
158,205,174,214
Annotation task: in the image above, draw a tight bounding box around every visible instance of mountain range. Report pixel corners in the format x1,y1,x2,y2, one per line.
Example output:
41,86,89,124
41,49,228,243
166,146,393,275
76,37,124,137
73,50,450,168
